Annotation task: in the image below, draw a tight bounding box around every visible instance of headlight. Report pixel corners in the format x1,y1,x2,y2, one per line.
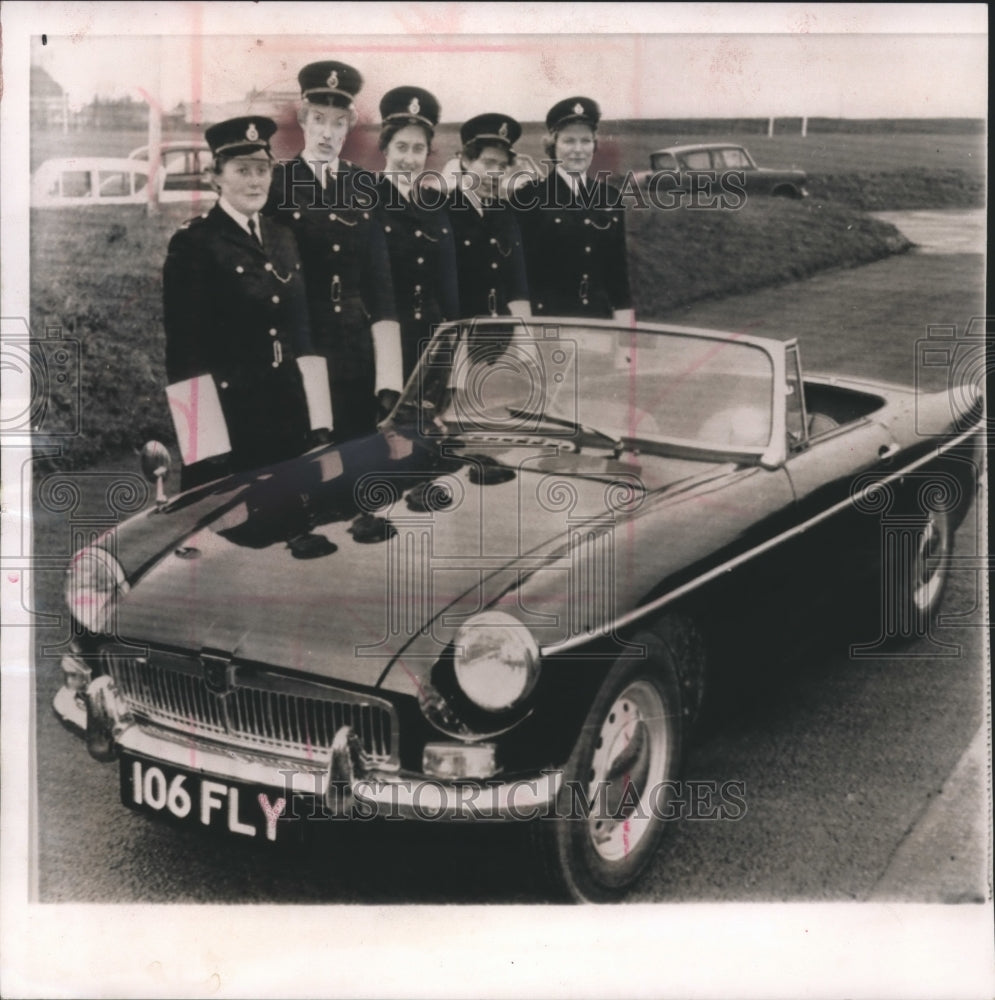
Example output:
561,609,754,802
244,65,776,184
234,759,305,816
65,545,128,634
452,611,540,712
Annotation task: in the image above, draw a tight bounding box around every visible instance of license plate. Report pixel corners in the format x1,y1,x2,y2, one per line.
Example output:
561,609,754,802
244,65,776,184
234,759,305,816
120,756,298,843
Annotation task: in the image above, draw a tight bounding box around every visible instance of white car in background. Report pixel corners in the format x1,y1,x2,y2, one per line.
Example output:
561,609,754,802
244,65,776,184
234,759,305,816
32,143,217,208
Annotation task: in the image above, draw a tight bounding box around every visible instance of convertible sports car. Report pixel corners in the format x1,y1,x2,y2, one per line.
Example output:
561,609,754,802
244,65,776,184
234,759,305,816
54,317,982,901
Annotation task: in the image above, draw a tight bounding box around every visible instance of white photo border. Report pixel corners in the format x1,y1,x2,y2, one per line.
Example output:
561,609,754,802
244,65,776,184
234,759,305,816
1,4,992,999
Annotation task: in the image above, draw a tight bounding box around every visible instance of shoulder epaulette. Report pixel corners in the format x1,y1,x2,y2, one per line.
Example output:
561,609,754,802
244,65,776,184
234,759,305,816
179,212,210,230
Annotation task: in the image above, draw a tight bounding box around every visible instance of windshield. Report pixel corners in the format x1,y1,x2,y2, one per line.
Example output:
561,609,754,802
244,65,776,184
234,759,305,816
402,320,776,456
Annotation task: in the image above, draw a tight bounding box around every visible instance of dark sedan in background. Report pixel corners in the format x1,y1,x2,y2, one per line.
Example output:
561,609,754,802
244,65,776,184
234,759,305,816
636,142,809,200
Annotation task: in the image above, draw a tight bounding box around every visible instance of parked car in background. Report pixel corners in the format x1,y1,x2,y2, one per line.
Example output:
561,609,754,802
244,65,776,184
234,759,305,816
31,157,155,207
53,316,981,901
32,145,217,208
128,140,216,199
636,143,809,199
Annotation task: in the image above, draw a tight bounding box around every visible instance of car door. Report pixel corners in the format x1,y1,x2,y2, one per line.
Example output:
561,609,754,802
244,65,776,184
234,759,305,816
780,342,901,633
713,146,759,193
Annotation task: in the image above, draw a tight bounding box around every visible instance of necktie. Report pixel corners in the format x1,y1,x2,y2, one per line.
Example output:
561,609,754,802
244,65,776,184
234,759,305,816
248,217,262,247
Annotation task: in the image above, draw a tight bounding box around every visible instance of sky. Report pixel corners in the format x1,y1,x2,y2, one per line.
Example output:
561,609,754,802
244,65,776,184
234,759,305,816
26,4,989,124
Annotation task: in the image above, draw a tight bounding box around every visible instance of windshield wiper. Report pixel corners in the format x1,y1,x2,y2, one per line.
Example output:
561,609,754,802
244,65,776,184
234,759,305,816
506,406,625,458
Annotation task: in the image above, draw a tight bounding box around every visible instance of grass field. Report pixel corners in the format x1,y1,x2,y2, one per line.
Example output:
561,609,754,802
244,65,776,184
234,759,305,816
24,119,984,472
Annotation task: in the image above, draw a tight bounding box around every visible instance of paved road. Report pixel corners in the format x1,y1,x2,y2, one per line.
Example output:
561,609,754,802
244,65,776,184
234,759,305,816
869,209,987,255
30,248,989,905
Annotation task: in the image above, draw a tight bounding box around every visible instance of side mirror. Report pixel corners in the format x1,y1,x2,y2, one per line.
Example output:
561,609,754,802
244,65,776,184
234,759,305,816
139,441,171,505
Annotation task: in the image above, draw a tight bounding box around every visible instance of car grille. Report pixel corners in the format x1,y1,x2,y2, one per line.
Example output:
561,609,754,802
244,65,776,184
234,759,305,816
103,649,396,765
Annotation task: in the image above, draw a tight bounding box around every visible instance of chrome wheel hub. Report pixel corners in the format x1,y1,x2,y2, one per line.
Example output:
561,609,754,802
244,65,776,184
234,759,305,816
586,679,670,862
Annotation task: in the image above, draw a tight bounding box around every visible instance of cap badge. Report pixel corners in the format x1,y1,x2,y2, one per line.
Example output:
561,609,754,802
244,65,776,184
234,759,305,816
246,122,259,141
498,122,509,138
327,70,339,89
408,97,421,115
573,103,584,116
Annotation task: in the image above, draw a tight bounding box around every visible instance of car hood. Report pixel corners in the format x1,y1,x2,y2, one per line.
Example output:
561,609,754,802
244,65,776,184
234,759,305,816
113,430,713,688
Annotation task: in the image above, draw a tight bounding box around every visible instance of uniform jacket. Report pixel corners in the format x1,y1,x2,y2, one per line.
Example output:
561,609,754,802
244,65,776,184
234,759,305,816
163,204,313,475
446,188,529,318
265,157,397,439
373,177,460,380
264,157,395,383
516,170,632,319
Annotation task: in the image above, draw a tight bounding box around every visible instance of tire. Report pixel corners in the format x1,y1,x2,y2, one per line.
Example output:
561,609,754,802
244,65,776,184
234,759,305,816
893,505,953,637
532,633,684,902
771,185,802,199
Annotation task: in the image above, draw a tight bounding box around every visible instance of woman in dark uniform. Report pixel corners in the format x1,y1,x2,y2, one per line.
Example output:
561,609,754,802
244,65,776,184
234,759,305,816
371,86,459,415
446,113,530,319
513,97,633,323
163,116,321,489
264,60,399,443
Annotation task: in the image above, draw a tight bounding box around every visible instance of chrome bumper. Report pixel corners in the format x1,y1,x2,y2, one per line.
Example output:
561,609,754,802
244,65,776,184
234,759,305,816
53,681,562,820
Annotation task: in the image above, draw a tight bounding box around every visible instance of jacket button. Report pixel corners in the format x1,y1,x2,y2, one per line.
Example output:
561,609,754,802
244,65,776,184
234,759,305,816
363,211,369,220
490,262,498,269
264,262,273,271
293,212,301,220
269,328,277,337
489,238,497,245
554,218,561,224
236,265,244,273
417,257,424,264
220,381,229,389
329,213,337,221
415,229,422,237
464,239,471,246
334,305,342,313
585,246,591,253
414,284,422,292
272,295,280,304
442,228,448,235
332,244,340,252
384,225,392,233
272,361,279,368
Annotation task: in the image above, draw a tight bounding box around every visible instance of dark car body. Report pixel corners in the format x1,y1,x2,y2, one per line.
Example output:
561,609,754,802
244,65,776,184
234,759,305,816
637,143,809,200
54,317,981,900
129,141,218,200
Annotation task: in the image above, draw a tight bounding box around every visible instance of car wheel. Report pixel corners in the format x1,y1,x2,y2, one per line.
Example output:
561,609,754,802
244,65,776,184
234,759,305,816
894,505,952,634
771,185,801,198
532,633,683,902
